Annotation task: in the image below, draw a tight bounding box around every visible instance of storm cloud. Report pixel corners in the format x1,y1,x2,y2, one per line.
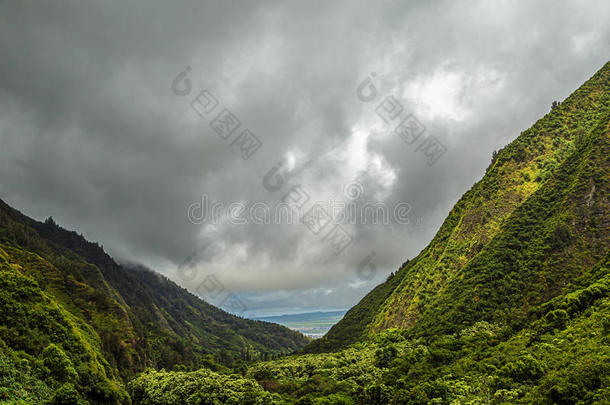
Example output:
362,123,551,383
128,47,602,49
1,0,609,316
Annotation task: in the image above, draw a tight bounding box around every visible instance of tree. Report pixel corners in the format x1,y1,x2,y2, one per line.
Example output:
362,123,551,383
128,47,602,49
50,384,86,405
42,344,78,383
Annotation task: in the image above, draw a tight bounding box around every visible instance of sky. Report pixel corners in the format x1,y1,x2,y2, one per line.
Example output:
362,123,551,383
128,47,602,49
1,1,609,317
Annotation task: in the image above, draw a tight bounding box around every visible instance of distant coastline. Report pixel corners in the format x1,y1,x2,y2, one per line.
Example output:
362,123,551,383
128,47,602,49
255,310,347,338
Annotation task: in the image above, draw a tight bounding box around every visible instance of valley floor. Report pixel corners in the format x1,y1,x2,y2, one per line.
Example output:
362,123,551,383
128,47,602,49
129,269,610,404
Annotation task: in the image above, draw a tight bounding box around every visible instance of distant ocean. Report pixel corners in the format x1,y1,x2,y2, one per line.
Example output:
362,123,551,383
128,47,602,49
255,310,347,338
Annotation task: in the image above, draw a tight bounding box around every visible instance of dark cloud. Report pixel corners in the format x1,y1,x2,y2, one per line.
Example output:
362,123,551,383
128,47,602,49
1,0,609,316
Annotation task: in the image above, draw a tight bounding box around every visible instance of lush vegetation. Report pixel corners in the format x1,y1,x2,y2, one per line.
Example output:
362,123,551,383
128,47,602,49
1,61,609,403
0,199,308,403
123,62,610,404
129,368,281,404
126,277,610,404
243,258,610,404
309,60,610,352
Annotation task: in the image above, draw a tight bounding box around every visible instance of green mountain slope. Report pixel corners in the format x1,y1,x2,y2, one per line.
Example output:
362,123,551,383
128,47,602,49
0,200,308,404
3,62,609,404
104,61,610,405
130,254,610,404
306,61,610,353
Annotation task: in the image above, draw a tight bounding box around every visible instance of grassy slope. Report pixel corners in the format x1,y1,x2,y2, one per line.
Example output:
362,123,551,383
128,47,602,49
241,255,610,404
0,200,308,404
129,255,609,403
0,244,131,404
307,60,610,353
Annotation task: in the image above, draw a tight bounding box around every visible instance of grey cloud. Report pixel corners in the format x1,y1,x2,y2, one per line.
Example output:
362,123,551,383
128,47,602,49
1,0,609,314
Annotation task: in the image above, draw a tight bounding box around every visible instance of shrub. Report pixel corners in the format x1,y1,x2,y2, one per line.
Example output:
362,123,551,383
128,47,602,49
546,309,569,330
42,344,78,383
501,355,545,382
50,383,87,405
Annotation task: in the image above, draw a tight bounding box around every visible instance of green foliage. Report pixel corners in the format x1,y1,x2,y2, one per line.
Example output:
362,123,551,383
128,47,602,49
123,288,588,403
50,383,88,405
310,60,610,350
128,368,280,404
42,344,79,383
230,292,610,403
545,309,568,330
0,195,308,403
192,60,610,404
3,61,610,404
374,346,397,368
0,348,52,403
500,354,546,382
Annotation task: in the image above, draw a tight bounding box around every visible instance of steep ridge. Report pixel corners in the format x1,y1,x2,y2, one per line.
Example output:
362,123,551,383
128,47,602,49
0,200,308,403
307,61,610,353
96,62,610,405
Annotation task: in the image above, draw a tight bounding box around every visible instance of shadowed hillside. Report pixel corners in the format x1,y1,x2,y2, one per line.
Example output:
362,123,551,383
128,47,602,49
0,200,308,404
